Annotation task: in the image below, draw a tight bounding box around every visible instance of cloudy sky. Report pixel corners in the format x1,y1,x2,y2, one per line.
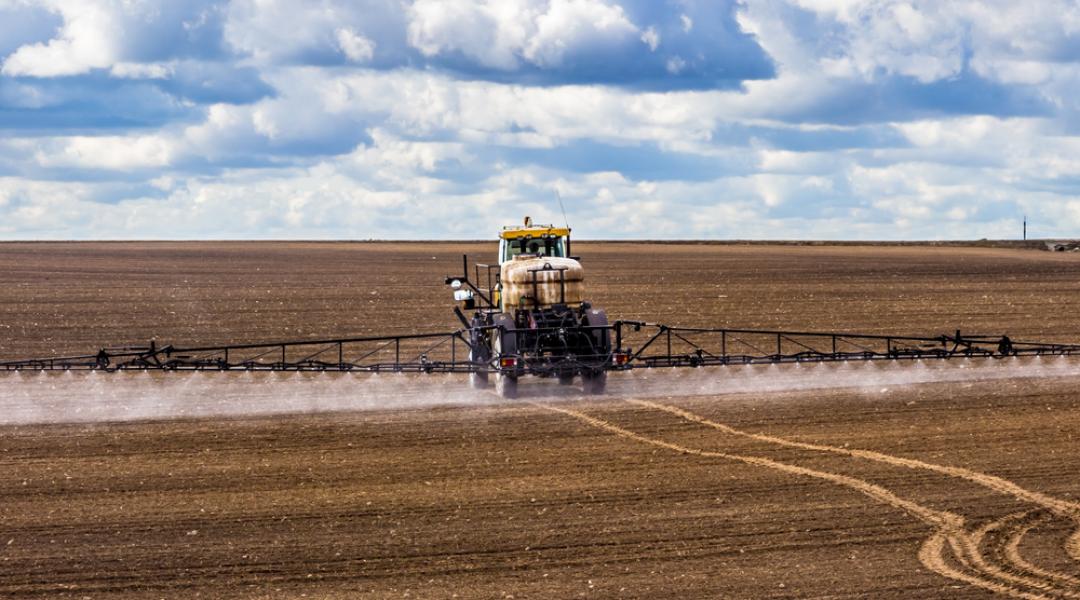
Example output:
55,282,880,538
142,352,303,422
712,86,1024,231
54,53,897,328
0,0,1078,240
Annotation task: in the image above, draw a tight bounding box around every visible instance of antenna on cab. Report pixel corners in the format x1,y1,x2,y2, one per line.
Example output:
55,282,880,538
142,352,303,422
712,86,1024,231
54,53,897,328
555,190,571,232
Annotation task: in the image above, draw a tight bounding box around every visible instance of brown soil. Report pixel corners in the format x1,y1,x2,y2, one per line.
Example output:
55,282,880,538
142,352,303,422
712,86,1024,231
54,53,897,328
2,242,1080,598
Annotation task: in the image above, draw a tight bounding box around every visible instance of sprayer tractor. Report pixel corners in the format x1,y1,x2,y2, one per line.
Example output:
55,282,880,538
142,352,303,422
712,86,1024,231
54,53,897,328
5,217,1080,401
444,217,612,398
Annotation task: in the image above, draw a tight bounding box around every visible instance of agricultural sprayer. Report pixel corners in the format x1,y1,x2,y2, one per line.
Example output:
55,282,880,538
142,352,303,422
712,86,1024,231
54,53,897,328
5,218,1080,399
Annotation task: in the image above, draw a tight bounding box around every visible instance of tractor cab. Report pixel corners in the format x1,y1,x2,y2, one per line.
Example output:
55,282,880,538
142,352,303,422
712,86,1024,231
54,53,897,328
443,216,610,398
498,217,570,265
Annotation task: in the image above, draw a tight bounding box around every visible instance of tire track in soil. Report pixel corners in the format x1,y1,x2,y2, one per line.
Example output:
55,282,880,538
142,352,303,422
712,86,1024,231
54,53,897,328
631,399,1080,521
535,402,1054,599
983,511,1080,589
970,513,1080,598
922,532,1058,600
633,400,1080,566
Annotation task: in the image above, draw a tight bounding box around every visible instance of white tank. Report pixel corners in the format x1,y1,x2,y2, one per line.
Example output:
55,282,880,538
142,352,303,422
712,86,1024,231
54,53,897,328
501,256,585,310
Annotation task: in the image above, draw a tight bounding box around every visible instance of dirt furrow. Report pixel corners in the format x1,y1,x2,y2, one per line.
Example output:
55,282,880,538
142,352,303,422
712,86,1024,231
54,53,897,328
536,402,1065,598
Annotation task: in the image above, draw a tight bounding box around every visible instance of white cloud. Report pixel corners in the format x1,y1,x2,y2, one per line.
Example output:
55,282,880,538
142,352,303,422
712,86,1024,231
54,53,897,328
758,148,843,174
2,1,116,76
344,128,469,193
224,0,331,63
3,0,1080,241
3,133,1080,240
0,177,103,235
180,103,264,158
1,0,225,77
336,27,376,62
406,0,639,70
294,68,723,147
407,0,537,70
34,135,178,170
523,0,638,67
897,116,1001,149
225,0,402,65
110,61,174,79
729,0,1080,142
640,26,659,51
850,161,1013,233
778,0,1080,87
971,58,1052,86
846,2,965,83
2,52,1077,239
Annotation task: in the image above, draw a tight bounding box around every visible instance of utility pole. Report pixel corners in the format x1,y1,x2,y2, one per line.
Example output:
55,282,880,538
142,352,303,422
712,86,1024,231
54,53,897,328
1023,215,1027,241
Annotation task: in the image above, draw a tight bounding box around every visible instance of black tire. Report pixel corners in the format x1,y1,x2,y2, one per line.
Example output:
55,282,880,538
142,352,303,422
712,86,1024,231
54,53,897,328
492,313,519,399
582,370,606,395
468,331,491,388
492,313,516,353
469,350,489,389
582,308,611,361
496,373,519,399
470,372,490,388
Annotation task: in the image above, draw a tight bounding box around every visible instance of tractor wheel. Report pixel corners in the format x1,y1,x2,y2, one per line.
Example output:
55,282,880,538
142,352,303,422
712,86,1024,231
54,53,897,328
468,348,489,389
582,370,606,395
492,313,519,399
495,373,519,399
468,326,491,388
470,371,489,389
582,308,611,361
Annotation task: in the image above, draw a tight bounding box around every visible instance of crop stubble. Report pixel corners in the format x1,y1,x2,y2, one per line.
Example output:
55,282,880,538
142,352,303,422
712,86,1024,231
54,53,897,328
1,242,1080,598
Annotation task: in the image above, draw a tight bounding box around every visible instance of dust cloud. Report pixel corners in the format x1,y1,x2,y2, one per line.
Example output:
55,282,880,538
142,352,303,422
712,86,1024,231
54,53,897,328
2,355,1079,425
0,370,502,425
605,354,1080,399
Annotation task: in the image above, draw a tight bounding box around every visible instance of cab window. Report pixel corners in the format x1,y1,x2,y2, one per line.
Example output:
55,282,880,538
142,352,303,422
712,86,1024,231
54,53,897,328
501,236,566,262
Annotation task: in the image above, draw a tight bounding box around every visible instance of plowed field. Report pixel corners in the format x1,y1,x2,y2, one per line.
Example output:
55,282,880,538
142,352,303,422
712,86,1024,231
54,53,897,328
2,242,1080,598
